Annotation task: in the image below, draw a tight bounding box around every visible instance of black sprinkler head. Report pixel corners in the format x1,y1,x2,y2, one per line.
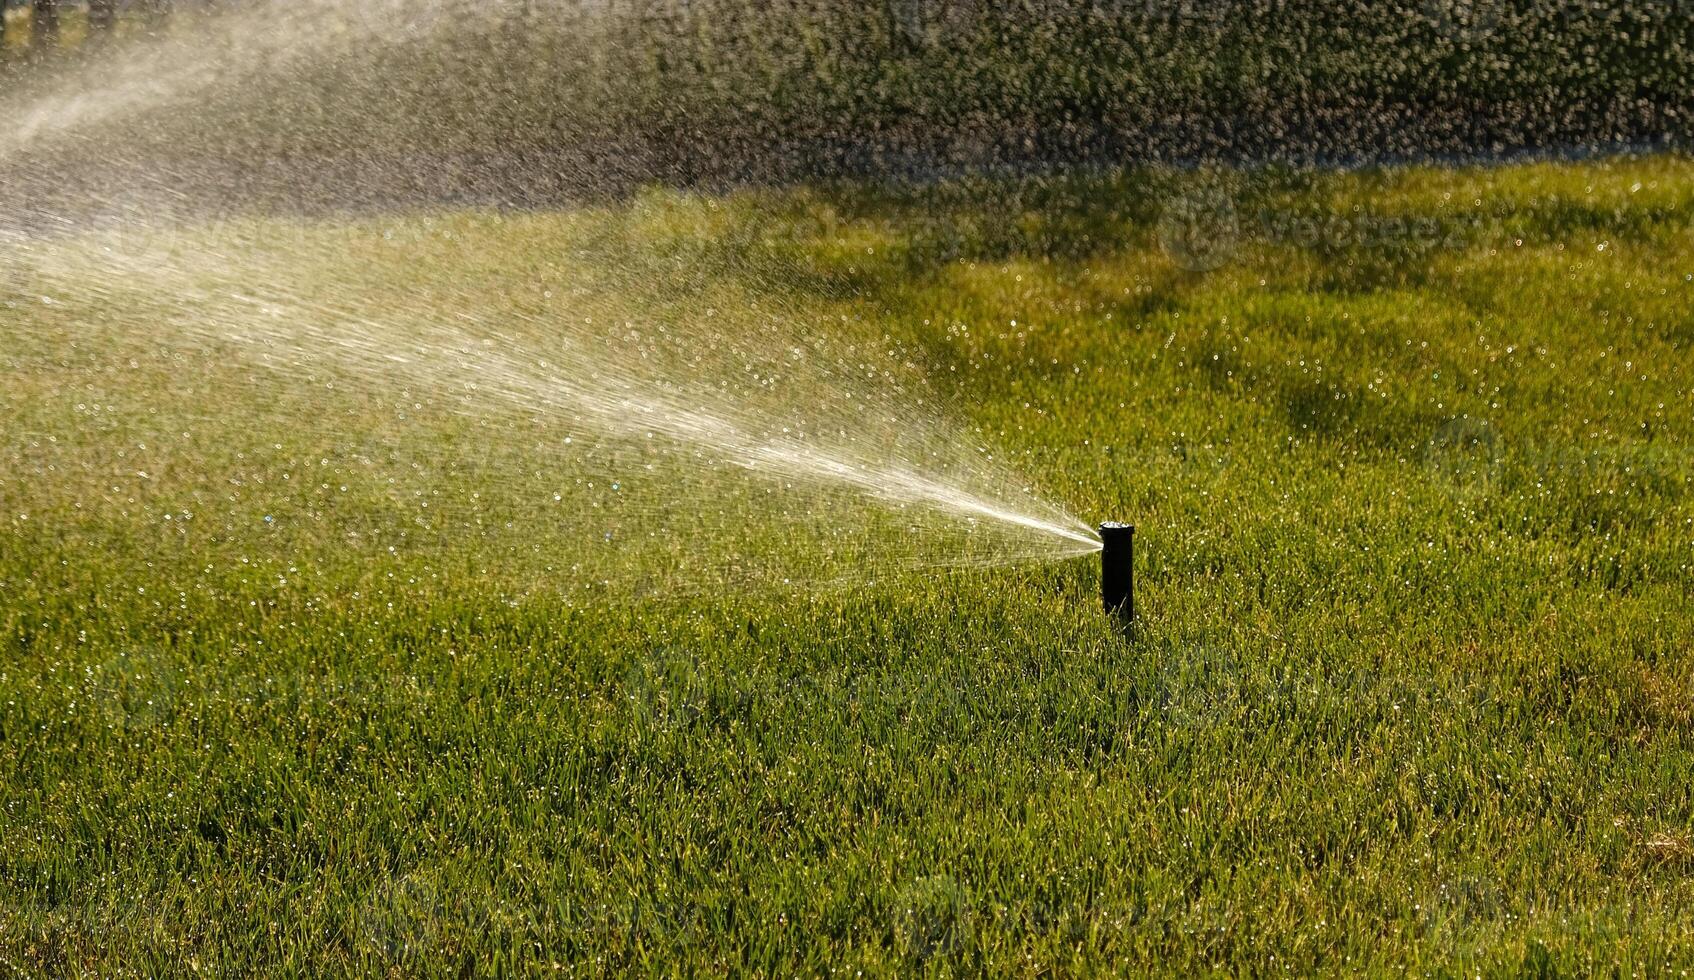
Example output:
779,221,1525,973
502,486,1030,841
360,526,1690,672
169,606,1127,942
1100,522,1134,620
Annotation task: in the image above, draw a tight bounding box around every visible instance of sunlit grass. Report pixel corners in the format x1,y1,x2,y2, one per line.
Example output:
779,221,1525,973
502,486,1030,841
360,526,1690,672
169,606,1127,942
2,155,1692,975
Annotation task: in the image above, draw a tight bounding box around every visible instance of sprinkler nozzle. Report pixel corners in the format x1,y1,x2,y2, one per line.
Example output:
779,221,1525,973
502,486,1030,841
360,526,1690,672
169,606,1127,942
1100,522,1134,619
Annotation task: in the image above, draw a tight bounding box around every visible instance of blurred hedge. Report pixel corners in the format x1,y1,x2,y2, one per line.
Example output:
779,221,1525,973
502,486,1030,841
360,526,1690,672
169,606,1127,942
2,0,1690,217
440,0,1693,173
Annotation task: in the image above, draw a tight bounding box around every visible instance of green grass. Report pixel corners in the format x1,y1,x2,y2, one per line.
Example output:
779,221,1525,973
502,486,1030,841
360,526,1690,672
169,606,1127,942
3,155,1693,975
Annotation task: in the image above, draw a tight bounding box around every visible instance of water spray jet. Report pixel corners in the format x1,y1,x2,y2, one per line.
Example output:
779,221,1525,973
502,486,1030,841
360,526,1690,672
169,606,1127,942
1099,522,1134,620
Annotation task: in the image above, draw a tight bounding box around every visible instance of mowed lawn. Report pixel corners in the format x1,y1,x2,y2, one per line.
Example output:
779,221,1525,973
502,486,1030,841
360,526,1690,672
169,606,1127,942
3,155,1693,975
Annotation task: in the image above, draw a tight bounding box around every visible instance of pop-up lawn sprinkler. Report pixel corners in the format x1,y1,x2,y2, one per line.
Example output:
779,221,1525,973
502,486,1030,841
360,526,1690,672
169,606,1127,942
1100,522,1134,620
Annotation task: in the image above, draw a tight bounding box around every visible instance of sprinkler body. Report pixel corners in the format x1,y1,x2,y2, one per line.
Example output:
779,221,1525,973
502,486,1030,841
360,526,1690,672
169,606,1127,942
1099,522,1134,619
